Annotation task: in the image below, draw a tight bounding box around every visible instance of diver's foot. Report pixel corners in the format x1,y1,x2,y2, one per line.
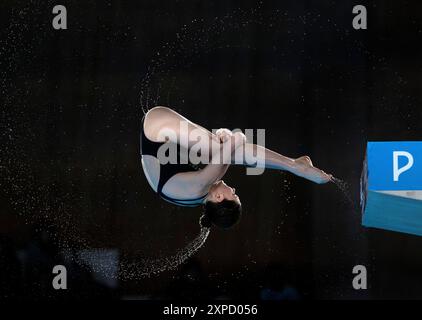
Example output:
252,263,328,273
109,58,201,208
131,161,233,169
293,156,332,184
295,156,313,167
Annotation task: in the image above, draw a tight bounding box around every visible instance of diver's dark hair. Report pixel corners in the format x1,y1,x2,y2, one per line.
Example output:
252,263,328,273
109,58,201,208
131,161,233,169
200,200,242,229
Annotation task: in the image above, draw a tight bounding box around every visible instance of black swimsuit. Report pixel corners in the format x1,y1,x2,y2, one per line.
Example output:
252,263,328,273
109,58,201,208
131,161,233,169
140,117,207,207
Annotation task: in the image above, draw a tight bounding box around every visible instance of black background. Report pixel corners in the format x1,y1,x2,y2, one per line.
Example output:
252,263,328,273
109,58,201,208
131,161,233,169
1,0,422,299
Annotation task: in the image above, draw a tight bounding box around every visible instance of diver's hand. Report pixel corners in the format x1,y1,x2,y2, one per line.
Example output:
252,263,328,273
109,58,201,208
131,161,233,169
232,131,246,147
215,128,233,143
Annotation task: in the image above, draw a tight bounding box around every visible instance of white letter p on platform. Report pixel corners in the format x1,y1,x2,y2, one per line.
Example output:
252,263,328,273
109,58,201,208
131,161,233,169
393,151,414,182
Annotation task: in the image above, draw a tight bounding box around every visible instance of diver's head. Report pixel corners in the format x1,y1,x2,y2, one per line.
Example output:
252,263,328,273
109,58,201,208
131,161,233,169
200,180,242,229
207,180,241,204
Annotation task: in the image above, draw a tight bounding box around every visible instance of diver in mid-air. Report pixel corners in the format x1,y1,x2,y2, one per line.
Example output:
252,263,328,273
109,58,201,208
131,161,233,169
141,106,332,229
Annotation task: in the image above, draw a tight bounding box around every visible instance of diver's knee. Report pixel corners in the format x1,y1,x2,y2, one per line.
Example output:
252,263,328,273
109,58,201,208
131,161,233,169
148,106,172,115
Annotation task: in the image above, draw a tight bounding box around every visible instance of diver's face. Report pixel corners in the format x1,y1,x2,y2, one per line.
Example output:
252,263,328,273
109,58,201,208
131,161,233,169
208,180,241,204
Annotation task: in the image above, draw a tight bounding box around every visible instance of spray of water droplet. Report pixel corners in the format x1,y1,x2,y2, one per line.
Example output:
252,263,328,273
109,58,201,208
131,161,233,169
122,226,210,279
74,227,210,280
330,177,359,213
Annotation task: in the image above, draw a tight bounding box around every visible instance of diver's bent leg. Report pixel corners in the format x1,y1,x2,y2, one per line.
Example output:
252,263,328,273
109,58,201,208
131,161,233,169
144,106,219,156
232,143,331,184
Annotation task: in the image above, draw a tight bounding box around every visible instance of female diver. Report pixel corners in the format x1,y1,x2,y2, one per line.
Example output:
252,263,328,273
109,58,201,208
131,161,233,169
140,106,332,229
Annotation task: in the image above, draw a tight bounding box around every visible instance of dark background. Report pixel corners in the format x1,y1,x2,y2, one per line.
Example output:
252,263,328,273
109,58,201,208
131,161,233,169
1,0,422,299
